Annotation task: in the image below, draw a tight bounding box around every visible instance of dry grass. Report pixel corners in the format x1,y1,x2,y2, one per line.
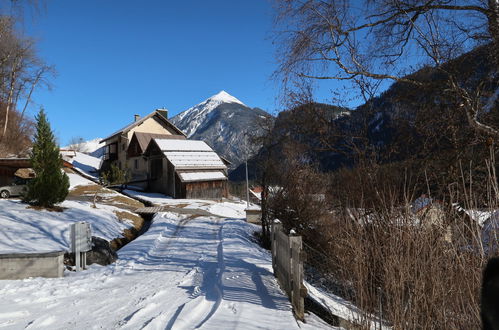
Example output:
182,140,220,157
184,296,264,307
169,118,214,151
265,158,498,328
68,181,146,251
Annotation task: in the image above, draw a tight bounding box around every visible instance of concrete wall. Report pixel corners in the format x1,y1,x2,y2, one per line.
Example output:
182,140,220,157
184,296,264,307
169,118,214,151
0,251,65,280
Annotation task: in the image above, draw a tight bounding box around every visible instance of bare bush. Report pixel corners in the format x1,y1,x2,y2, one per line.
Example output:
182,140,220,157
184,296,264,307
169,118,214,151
266,150,498,328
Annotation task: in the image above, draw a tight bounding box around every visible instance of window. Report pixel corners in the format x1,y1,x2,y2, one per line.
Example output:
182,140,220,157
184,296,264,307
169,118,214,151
122,143,126,151
134,159,139,169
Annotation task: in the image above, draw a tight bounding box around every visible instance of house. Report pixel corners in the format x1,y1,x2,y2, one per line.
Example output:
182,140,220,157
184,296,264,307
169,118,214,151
100,109,185,174
143,138,228,199
126,132,186,187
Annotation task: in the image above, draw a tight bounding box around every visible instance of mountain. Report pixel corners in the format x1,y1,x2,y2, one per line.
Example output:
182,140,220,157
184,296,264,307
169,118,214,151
171,91,271,168
230,44,499,185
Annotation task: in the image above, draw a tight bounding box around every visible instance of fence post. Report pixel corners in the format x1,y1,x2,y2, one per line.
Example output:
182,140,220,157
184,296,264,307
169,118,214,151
272,220,282,273
289,234,305,320
270,220,305,320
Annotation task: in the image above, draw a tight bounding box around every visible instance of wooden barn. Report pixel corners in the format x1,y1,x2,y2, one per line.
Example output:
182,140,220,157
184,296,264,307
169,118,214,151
144,138,228,199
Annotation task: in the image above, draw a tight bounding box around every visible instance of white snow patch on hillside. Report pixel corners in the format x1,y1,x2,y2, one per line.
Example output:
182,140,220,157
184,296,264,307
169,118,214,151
69,151,102,180
67,173,95,189
65,138,104,154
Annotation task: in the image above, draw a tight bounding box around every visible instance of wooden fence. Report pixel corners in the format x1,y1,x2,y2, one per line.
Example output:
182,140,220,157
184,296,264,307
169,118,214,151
271,221,306,320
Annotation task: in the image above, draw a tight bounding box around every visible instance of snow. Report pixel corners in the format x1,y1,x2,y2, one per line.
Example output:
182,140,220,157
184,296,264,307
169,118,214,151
69,151,102,180
0,199,133,254
208,201,247,218
465,209,492,226
164,151,226,169
122,189,174,205
67,173,95,189
64,138,104,154
209,90,245,106
153,138,227,170
305,281,390,329
173,90,246,138
0,201,331,329
155,138,213,152
179,171,227,182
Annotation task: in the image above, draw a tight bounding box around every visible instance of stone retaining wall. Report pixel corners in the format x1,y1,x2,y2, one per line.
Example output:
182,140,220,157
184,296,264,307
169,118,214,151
0,251,65,280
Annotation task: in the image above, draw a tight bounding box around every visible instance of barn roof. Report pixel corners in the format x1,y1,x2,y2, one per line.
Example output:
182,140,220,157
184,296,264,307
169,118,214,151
178,171,227,183
133,132,186,154
153,138,227,170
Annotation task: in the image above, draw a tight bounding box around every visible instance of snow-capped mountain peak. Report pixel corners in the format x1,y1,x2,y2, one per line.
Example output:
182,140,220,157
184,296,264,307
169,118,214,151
173,91,246,138
171,91,270,167
209,90,244,106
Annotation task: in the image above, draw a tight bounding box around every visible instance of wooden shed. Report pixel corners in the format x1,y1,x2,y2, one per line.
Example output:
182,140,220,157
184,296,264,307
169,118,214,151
144,138,228,199
0,158,31,186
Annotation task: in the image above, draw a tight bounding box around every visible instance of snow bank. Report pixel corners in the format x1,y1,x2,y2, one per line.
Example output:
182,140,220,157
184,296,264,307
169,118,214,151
208,201,247,218
305,281,390,329
67,173,95,189
0,200,133,254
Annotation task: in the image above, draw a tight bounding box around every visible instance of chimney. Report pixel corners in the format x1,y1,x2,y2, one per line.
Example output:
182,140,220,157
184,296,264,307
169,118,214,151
156,108,168,119
134,114,140,122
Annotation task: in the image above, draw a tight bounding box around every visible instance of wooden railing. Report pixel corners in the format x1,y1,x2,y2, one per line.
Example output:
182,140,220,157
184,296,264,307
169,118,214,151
271,220,307,320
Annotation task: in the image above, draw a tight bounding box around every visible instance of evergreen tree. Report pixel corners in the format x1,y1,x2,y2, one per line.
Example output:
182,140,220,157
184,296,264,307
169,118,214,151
25,109,69,207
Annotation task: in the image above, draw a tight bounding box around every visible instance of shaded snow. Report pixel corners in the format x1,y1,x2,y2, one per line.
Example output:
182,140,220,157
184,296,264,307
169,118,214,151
0,199,133,254
69,151,102,180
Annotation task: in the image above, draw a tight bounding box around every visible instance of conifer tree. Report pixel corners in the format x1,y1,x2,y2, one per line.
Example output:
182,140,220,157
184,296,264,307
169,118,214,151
24,109,69,207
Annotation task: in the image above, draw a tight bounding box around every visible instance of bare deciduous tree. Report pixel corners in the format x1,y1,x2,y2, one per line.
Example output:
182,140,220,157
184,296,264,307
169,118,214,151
0,10,53,156
274,0,499,137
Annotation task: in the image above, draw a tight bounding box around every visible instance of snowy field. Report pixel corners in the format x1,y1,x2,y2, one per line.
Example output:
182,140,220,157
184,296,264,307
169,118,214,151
0,199,134,254
0,173,136,254
0,210,333,329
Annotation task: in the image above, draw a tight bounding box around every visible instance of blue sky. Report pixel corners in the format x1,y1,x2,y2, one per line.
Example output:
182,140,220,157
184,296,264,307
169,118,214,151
15,1,286,144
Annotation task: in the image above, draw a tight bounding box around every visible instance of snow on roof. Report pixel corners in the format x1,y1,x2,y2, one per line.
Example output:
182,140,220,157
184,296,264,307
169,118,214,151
164,151,226,169
134,132,185,153
178,171,227,183
155,138,212,152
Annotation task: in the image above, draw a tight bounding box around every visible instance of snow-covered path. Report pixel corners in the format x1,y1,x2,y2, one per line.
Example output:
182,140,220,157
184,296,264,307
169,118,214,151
0,211,328,329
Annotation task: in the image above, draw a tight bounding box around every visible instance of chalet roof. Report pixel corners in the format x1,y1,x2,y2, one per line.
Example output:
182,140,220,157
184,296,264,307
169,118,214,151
133,132,186,154
101,110,185,143
153,138,227,170
156,139,213,152
178,171,227,183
